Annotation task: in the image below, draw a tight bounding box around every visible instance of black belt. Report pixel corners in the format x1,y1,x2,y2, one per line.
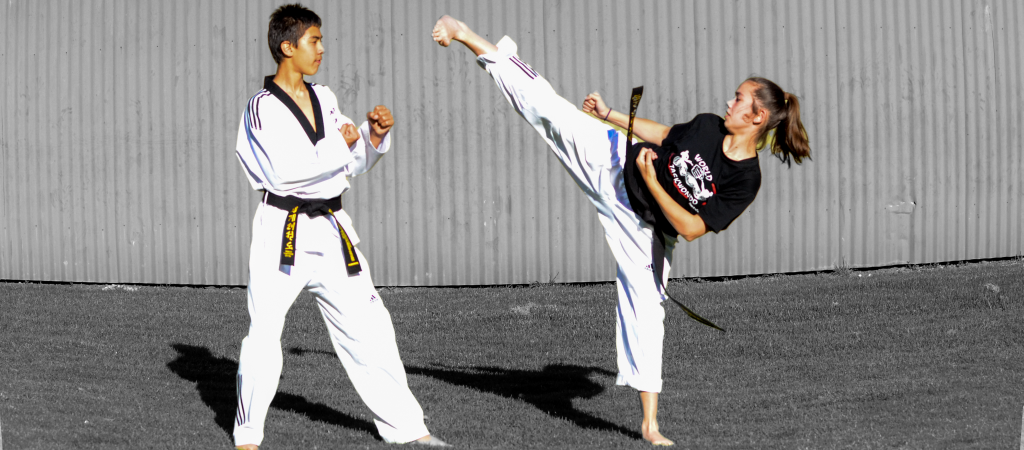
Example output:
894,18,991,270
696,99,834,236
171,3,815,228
265,192,362,275
625,86,723,332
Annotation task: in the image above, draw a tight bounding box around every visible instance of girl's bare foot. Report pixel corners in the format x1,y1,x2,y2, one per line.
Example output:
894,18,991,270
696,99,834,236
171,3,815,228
639,391,674,446
642,423,675,446
431,15,497,56
431,15,467,47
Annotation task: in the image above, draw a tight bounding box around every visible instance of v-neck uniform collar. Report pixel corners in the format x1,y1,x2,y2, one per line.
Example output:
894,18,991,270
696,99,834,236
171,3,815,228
263,75,326,145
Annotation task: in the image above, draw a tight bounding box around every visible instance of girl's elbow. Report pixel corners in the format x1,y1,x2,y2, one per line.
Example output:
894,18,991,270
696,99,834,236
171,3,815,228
678,221,707,242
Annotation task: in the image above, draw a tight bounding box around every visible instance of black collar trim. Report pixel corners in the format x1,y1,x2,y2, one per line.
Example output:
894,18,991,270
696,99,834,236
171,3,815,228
263,75,325,145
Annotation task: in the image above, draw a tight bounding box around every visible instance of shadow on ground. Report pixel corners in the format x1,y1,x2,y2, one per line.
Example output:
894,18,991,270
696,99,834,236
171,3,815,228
166,343,378,441
406,363,641,440
288,347,334,357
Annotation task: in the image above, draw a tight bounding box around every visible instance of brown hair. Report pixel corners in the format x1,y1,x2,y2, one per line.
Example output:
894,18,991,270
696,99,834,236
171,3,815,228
746,77,811,166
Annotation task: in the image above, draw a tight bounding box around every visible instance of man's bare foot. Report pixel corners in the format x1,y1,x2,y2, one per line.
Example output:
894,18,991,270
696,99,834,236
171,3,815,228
642,423,675,446
411,434,451,447
432,15,467,47
235,445,258,450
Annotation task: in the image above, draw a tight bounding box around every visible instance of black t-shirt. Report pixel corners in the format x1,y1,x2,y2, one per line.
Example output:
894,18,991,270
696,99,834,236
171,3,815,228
624,113,761,236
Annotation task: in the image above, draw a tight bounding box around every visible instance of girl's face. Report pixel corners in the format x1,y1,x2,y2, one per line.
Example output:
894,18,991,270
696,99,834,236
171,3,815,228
724,81,763,133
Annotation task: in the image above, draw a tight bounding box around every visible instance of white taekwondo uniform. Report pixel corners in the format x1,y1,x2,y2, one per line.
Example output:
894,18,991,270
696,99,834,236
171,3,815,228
232,76,429,446
477,38,677,393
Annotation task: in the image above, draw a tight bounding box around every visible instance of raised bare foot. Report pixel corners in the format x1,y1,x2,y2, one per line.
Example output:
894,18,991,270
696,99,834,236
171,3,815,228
235,445,258,450
431,15,468,47
642,424,675,446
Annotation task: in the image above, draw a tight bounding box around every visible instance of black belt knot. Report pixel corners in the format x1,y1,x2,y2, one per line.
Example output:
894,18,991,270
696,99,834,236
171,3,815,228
265,192,361,275
296,201,335,218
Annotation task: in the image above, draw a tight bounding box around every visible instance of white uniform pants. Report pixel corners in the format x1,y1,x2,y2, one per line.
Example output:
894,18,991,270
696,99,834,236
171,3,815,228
234,202,429,446
479,37,677,393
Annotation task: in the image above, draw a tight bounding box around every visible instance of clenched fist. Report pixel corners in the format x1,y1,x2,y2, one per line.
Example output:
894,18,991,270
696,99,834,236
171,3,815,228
636,146,659,186
339,123,359,147
582,92,611,120
367,105,394,138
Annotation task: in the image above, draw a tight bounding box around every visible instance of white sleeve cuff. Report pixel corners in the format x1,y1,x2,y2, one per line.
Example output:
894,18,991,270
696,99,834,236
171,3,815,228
359,121,391,154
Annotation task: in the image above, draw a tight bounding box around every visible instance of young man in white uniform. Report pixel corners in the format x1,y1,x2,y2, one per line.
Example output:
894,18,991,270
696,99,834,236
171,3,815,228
232,5,447,449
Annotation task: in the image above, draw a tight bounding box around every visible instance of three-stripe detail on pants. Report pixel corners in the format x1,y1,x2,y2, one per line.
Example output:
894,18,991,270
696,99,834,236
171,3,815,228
236,373,249,426
510,55,538,79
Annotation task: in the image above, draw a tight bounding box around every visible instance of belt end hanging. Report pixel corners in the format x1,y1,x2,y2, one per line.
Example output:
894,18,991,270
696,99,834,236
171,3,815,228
279,206,299,267
332,213,362,276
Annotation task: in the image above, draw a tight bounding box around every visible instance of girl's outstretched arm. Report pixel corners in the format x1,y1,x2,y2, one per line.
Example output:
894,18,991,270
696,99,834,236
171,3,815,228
582,92,671,145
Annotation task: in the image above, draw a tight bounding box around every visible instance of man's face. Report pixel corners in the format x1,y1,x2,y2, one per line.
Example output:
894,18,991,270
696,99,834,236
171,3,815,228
289,25,324,76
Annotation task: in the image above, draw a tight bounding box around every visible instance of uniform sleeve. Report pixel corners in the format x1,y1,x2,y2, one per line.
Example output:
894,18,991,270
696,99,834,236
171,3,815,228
235,113,266,191
342,120,391,178
314,85,391,178
235,94,355,193
696,174,760,233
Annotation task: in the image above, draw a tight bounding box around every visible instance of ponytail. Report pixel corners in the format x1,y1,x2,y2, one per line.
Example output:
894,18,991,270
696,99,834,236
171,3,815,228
746,77,811,166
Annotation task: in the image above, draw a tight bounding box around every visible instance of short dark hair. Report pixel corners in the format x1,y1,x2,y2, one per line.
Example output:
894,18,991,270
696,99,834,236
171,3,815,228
268,4,322,65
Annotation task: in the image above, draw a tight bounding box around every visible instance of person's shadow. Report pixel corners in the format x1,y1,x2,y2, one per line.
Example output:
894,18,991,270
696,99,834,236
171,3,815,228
406,363,642,439
166,343,378,441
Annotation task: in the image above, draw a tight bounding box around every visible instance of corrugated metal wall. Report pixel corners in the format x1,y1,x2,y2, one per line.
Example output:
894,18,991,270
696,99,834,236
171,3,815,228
2,1,1021,286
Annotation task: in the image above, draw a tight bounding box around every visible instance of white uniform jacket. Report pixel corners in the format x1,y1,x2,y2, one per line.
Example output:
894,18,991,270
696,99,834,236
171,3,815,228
235,76,390,252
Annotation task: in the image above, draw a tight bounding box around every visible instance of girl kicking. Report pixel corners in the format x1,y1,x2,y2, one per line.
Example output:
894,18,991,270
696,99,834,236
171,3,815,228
431,15,809,446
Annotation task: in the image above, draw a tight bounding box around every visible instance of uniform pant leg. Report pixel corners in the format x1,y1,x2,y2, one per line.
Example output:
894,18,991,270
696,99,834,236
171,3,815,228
598,211,675,393
234,206,309,446
480,35,676,393
306,246,430,444
477,36,619,200
612,260,669,393
587,110,677,394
